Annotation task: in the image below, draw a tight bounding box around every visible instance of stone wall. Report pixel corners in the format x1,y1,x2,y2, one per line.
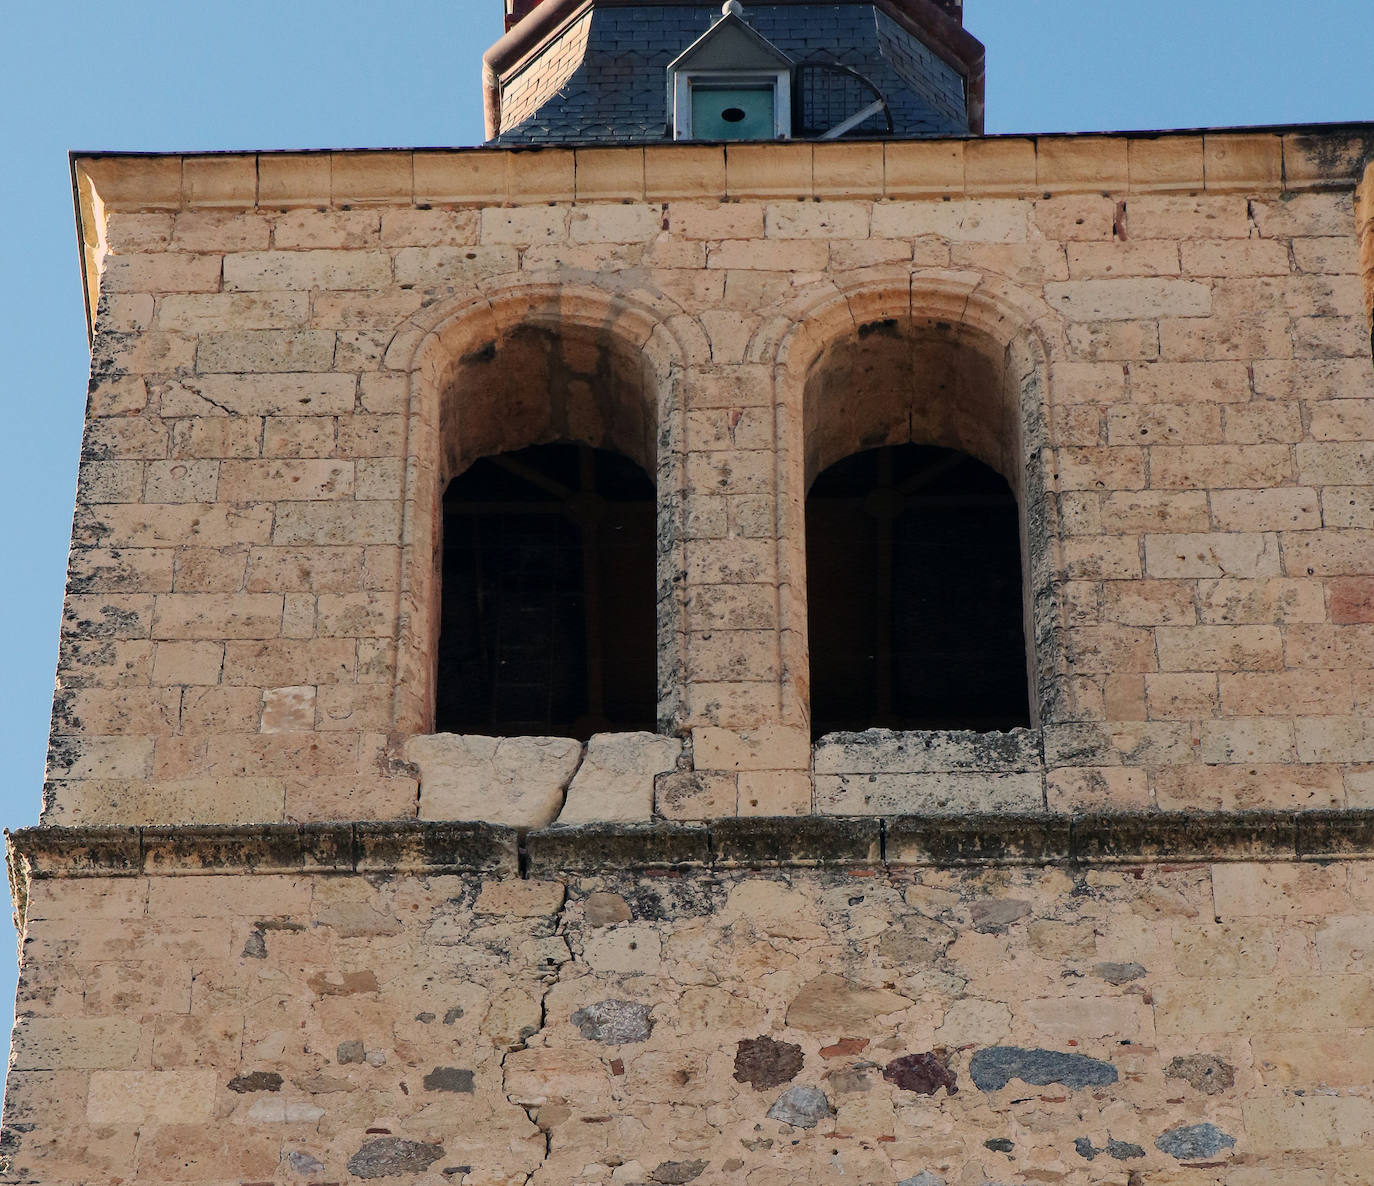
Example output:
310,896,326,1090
12,128,1374,1184
8,847,1374,1183
1359,160,1374,338
56,131,1374,828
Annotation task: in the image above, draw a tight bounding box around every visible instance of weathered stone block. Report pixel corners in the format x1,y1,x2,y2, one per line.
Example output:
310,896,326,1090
693,724,809,772
1241,1096,1374,1153
812,142,883,197
413,149,507,204
507,147,575,202
257,152,330,206
725,142,813,199
654,769,736,820
1128,135,1204,192
1205,132,1283,191
10,1018,143,1070
556,732,681,825
884,140,964,197
1037,137,1129,194
1045,278,1211,321
87,1069,217,1124
644,144,725,199
964,137,1036,194
815,771,1043,815
574,146,644,201
223,249,391,291
408,733,583,828
182,155,256,207
331,150,412,203
813,728,1041,774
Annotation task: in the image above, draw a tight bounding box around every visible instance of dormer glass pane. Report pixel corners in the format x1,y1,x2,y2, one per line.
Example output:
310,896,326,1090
691,85,774,140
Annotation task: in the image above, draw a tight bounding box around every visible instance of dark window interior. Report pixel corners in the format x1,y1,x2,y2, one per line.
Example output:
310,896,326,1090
807,443,1030,738
436,442,656,740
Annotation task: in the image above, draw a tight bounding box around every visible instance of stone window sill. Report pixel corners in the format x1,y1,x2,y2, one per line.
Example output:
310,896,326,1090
402,731,683,830
813,728,1044,816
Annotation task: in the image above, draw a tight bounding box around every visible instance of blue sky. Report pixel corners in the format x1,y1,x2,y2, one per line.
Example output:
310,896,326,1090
0,0,1370,1052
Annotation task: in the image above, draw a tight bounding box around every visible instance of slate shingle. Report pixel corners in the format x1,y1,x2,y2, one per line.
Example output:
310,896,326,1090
495,3,968,145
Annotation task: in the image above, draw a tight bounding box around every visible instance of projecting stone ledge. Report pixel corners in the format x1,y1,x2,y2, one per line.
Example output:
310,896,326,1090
525,822,710,874
14,809,1374,901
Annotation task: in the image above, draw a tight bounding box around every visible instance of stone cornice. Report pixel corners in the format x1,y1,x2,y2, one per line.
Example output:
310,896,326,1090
70,127,1374,340
72,127,1374,215
11,810,1374,908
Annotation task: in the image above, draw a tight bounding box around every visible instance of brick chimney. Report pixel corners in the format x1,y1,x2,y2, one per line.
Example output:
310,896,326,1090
931,0,962,19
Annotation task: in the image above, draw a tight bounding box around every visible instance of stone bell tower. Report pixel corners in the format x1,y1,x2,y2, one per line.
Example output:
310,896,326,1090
6,0,1374,1180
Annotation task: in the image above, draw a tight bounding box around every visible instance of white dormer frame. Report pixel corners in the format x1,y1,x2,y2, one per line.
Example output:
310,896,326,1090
667,4,793,141
671,69,792,141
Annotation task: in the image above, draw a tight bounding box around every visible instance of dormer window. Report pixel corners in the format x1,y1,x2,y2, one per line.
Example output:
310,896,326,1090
669,1,792,141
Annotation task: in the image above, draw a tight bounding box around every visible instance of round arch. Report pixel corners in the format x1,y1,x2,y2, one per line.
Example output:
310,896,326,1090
770,271,1063,733
394,282,695,738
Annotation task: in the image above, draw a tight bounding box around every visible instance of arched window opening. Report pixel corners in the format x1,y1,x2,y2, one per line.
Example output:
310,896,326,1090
435,441,657,741
399,292,687,744
807,443,1029,738
801,313,1043,740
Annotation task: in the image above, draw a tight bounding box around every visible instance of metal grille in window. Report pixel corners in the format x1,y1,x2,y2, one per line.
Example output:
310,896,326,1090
436,442,656,740
793,62,893,139
807,444,1029,738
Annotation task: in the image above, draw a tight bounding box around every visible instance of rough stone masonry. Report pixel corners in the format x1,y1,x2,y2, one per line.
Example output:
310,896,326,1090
11,835,1374,1183
5,126,1374,1183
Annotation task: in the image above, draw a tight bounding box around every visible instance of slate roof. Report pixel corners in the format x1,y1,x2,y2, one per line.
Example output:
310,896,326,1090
492,3,971,144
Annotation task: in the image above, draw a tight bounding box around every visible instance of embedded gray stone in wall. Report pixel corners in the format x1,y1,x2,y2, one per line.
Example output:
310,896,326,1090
1076,1135,1145,1162
407,734,582,828
969,1047,1118,1093
227,1071,282,1093
1155,1123,1236,1161
1094,961,1147,985
1108,1139,1146,1161
556,732,682,825
570,999,655,1045
422,1066,475,1093
766,1085,831,1128
649,1160,708,1184
815,771,1044,816
347,1138,445,1178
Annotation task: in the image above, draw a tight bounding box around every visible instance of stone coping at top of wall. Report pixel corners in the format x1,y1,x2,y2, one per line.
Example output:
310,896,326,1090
73,125,1374,217
11,809,1374,894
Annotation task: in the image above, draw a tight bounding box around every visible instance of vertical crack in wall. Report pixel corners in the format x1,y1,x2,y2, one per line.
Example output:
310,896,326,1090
498,885,571,1183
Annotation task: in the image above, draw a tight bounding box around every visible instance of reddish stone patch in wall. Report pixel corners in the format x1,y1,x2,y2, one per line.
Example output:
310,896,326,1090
883,1051,959,1096
1329,577,1374,623
820,1037,869,1058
